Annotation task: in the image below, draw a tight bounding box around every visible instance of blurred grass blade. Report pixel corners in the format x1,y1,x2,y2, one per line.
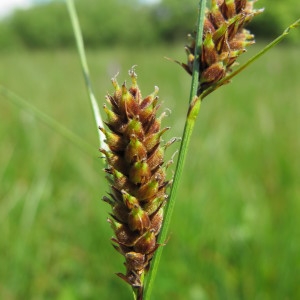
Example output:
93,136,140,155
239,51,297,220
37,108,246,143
0,85,95,156
66,0,107,152
143,1,206,299
201,18,300,99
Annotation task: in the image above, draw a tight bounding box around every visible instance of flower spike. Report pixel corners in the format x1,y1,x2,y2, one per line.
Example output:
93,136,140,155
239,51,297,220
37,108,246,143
101,69,173,297
181,0,264,94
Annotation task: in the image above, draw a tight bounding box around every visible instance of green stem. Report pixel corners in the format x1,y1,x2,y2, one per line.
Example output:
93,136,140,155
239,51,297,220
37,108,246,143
143,1,206,299
133,289,138,300
66,0,107,152
0,85,95,157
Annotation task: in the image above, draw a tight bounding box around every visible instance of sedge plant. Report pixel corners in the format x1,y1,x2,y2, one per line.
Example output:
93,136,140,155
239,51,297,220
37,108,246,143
1,0,299,299
67,1,299,300
92,1,299,299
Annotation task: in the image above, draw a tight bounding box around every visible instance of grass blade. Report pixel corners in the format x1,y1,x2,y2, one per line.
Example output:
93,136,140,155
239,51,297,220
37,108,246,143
66,0,107,152
143,1,206,299
0,85,95,156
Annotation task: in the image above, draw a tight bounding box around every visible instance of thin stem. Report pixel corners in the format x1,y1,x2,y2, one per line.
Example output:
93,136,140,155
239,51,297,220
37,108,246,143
0,85,95,157
66,0,107,152
143,1,207,299
133,289,138,300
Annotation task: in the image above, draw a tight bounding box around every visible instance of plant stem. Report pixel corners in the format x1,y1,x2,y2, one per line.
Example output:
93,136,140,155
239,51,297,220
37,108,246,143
66,0,107,153
143,1,206,299
0,85,95,157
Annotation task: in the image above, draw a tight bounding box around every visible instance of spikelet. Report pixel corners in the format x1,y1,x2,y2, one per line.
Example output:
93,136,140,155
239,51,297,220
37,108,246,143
100,67,172,298
181,0,264,94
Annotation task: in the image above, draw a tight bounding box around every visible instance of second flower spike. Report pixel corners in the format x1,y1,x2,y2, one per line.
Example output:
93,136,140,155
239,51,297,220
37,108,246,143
181,0,264,94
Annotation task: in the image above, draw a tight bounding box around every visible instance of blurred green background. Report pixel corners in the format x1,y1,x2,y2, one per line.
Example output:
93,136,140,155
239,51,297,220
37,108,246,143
0,0,300,299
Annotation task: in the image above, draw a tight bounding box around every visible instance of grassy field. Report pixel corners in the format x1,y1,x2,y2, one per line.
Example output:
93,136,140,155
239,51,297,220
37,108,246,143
0,43,300,300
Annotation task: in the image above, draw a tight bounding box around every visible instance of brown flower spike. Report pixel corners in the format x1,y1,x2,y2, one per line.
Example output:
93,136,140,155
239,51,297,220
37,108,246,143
181,0,263,94
100,68,172,298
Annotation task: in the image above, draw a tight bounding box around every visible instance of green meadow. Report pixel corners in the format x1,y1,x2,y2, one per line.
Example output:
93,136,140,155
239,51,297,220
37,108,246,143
1,43,300,299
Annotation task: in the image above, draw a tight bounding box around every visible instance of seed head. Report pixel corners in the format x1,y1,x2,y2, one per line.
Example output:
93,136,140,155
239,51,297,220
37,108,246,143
101,68,172,294
181,0,264,94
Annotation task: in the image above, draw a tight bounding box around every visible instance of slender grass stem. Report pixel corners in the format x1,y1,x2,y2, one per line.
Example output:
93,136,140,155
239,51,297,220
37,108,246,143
66,0,107,152
143,1,206,299
0,85,95,156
